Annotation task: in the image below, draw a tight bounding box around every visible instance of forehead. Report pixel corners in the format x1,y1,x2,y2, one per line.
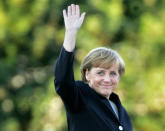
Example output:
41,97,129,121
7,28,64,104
91,65,119,72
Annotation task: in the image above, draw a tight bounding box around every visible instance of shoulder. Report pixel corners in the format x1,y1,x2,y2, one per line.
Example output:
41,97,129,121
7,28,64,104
75,81,90,90
75,80,87,86
75,80,92,95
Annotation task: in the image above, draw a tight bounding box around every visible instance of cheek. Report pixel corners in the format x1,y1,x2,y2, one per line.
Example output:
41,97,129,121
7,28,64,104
90,77,102,86
92,79,101,85
111,77,119,84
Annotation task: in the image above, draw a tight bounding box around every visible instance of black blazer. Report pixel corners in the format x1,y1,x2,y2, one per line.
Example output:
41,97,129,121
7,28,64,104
54,47,133,131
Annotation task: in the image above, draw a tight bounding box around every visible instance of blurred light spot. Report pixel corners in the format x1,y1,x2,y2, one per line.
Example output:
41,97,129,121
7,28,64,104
13,17,31,35
135,103,148,115
31,0,48,17
55,28,65,44
116,89,125,101
38,97,66,131
43,123,55,131
75,49,87,62
2,99,14,112
143,0,156,6
153,97,165,111
140,13,164,42
2,117,20,131
11,74,25,88
33,69,46,83
0,87,7,99
11,0,25,5
48,97,63,116
108,1,123,18
47,98,64,127
0,9,8,25
32,27,47,58
106,1,123,33
86,15,101,34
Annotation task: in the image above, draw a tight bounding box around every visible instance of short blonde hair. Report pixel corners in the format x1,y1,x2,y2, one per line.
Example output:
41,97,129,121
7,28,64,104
80,47,125,82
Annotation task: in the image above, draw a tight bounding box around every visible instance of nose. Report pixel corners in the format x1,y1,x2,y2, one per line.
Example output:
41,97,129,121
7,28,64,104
104,74,111,82
104,75,118,84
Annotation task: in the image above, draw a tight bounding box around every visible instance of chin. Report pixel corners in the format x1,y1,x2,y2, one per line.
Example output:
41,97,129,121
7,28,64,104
102,92,111,98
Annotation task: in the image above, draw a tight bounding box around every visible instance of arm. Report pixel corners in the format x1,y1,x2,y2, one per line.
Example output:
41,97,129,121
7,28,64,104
55,4,86,110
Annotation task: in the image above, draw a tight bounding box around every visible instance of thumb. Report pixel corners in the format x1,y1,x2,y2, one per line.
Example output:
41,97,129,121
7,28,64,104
79,12,86,25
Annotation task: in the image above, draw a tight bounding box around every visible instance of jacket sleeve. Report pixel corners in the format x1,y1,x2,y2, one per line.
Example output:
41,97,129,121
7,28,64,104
54,46,80,111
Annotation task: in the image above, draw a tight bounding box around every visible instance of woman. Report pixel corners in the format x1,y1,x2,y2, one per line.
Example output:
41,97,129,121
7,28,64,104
54,4,133,131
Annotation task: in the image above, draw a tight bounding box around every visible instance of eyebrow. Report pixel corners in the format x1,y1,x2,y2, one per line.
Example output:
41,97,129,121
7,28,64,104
96,68,118,73
95,68,106,71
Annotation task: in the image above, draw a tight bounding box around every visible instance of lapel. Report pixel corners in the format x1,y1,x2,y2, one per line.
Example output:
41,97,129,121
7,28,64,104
93,92,121,123
102,98,119,120
109,93,125,123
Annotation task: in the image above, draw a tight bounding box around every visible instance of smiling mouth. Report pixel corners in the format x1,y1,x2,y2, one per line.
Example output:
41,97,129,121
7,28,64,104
101,85,112,88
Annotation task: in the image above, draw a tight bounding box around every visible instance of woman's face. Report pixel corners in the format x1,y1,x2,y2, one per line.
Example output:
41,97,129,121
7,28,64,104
85,65,120,99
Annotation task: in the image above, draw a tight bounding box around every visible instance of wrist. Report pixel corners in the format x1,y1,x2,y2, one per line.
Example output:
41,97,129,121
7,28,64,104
65,29,78,35
63,30,77,52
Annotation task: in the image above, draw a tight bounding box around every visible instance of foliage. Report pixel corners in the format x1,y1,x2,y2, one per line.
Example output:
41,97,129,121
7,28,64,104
0,0,165,130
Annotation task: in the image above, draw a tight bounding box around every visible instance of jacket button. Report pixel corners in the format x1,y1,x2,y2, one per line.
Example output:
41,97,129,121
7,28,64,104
119,125,123,130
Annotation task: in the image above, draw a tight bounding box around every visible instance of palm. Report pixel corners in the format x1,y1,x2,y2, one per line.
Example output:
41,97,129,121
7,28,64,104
63,4,86,31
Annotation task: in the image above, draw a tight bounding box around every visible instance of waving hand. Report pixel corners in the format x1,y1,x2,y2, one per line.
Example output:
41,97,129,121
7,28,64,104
63,4,86,31
62,4,86,52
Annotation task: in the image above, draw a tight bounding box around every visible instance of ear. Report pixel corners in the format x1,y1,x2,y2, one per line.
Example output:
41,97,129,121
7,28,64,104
85,69,90,81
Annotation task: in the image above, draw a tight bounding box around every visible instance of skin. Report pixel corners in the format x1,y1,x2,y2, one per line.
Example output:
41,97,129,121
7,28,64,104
85,65,120,99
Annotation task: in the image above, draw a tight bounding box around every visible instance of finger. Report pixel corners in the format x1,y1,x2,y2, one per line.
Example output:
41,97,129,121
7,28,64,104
71,4,76,15
76,5,80,17
68,6,71,17
63,9,67,19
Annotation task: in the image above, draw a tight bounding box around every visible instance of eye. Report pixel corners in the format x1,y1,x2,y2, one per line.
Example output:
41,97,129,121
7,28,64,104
97,71,105,76
110,71,117,76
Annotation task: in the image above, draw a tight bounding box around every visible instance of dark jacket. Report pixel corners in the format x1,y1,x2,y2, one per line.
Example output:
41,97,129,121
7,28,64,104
54,47,133,131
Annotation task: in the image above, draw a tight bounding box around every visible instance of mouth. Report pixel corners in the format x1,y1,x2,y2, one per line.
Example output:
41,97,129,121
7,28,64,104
101,85,112,88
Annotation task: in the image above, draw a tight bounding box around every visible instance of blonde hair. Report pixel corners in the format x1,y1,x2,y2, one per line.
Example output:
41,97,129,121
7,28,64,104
80,47,125,82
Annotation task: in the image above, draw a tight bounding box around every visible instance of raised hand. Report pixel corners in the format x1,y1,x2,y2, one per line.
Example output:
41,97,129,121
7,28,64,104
63,4,86,32
62,4,86,52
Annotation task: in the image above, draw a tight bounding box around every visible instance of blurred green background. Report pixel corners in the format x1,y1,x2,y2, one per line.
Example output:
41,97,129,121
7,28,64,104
0,0,165,131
